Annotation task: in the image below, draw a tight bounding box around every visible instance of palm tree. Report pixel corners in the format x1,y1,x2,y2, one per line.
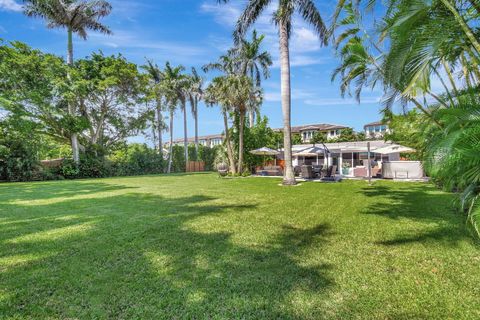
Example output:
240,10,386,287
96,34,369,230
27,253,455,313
161,62,186,173
178,76,190,170
219,0,328,185
232,30,272,127
205,75,258,174
203,54,238,174
204,77,237,174
23,0,112,164
188,67,204,159
142,59,166,158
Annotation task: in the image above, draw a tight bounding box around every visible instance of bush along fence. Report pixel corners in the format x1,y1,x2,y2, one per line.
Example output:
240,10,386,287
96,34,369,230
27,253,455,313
0,143,222,182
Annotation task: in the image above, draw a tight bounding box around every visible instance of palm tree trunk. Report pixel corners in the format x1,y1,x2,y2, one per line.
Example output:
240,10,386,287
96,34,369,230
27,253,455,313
156,100,163,158
67,28,80,164
168,110,174,173
279,21,296,185
183,100,188,172
440,0,480,54
223,110,237,174
237,110,245,174
249,110,255,128
441,59,459,96
194,104,199,160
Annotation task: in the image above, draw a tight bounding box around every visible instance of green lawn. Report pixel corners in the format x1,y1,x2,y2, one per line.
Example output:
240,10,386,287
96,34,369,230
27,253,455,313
0,174,478,319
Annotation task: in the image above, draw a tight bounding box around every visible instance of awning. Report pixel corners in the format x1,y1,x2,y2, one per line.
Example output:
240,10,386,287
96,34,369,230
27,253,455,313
293,146,326,157
373,144,415,154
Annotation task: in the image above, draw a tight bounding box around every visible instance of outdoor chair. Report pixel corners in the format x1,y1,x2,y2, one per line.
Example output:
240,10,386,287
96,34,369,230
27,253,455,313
294,166,301,176
301,165,314,179
262,166,283,176
321,165,337,181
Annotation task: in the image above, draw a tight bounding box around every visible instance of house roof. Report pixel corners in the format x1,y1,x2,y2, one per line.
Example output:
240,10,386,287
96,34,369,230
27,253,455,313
364,121,385,128
291,140,396,153
274,123,349,133
172,133,224,144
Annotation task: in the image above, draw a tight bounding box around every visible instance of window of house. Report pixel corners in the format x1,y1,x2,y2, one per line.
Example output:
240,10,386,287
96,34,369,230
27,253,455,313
302,130,315,140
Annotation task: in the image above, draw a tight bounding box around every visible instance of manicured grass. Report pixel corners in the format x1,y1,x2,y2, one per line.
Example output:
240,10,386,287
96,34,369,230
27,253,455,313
0,173,478,319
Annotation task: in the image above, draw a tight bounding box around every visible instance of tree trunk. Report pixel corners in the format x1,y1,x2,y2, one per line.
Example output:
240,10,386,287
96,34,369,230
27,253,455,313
249,110,255,128
440,0,480,54
279,21,296,185
194,101,199,160
67,28,80,164
168,110,174,173
182,100,188,172
156,101,163,158
237,110,245,174
223,110,237,174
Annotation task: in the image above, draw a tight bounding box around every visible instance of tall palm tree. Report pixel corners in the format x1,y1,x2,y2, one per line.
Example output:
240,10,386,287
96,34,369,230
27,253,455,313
23,0,112,164
232,30,272,127
178,76,190,170
188,67,204,159
219,0,328,185
204,77,237,174
203,54,238,174
161,62,186,173
142,59,166,158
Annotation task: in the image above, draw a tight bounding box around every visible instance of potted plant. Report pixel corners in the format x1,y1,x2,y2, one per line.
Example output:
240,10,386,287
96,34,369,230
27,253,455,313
217,163,228,177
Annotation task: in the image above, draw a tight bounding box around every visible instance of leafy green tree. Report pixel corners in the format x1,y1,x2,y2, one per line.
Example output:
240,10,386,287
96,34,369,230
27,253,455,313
0,41,74,146
23,0,112,163
311,131,327,144
0,115,42,181
72,52,150,156
219,0,328,185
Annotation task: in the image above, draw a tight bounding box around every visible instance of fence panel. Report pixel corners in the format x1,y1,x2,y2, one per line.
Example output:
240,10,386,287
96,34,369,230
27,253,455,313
186,161,205,172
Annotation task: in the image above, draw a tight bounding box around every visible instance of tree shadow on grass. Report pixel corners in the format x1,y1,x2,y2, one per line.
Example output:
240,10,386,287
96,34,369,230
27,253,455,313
0,180,137,203
359,184,473,246
0,191,334,319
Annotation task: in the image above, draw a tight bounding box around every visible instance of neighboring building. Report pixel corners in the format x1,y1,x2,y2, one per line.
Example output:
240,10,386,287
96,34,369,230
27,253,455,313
165,133,224,148
287,140,422,178
364,121,390,139
274,123,350,143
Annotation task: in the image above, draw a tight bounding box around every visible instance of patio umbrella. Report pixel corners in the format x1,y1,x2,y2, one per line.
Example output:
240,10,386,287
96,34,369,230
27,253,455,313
293,146,325,165
250,147,280,166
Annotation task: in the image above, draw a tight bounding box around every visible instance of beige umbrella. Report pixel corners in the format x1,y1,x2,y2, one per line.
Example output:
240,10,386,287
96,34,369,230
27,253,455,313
250,147,280,166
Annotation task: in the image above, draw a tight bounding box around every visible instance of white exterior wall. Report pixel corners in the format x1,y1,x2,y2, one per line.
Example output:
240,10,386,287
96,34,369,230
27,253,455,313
382,161,424,179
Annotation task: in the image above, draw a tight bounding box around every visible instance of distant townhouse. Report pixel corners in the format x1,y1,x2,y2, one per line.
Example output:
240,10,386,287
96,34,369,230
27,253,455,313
364,121,390,139
165,133,224,148
275,123,350,143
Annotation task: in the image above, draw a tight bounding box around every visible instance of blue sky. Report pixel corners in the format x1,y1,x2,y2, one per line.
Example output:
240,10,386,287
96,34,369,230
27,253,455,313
0,0,387,143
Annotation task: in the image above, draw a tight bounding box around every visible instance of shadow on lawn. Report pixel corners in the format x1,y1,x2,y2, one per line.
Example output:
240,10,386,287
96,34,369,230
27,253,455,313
0,190,333,318
359,184,472,246
0,180,137,203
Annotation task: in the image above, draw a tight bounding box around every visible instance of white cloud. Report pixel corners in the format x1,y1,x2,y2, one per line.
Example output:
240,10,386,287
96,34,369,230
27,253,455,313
291,27,321,52
200,1,326,68
83,30,210,64
264,88,316,102
0,0,22,12
200,3,241,27
304,97,381,106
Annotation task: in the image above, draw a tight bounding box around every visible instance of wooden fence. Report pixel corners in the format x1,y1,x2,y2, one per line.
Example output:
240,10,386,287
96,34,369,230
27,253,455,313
186,161,205,172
